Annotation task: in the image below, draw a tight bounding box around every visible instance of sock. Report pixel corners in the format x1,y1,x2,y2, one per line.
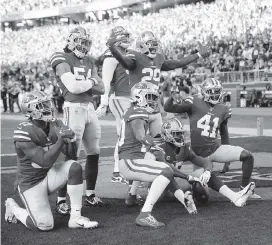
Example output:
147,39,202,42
13,206,29,226
113,142,119,173
173,189,185,205
67,184,83,218
241,154,254,187
141,175,170,213
207,172,224,192
57,197,66,203
86,190,95,196
58,185,67,198
129,181,140,195
85,154,99,191
219,185,238,202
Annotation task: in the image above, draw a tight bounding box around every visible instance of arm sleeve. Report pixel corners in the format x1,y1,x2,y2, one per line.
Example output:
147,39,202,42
16,139,65,169
220,119,230,145
100,57,118,104
109,45,136,70
161,54,199,71
164,97,192,114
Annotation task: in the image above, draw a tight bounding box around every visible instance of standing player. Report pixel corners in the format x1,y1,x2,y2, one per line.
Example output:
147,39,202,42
106,30,211,138
164,78,261,199
5,91,98,230
96,26,131,184
118,82,198,228
152,117,255,206
50,27,106,212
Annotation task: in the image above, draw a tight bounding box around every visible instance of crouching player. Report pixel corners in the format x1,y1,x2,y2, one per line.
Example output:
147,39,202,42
118,82,199,229
5,91,98,231
152,117,255,207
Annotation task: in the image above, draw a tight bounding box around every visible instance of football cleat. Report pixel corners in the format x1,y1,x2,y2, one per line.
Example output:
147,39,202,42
55,200,70,215
183,191,197,214
234,182,256,207
240,184,261,200
68,216,98,229
5,198,18,224
135,213,165,229
125,194,145,207
111,172,129,184
84,194,109,207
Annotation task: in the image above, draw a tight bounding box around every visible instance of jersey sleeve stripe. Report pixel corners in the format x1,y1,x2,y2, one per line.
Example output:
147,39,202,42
50,57,66,66
129,114,149,119
13,135,31,141
126,54,135,57
14,130,29,135
185,98,193,104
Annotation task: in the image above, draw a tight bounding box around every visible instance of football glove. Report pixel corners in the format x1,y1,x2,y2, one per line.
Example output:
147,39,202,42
199,170,211,186
96,104,108,118
187,175,202,184
106,30,127,48
56,126,76,140
197,41,211,59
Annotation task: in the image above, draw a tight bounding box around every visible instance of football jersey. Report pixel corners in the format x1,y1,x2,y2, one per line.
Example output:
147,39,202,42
118,106,149,159
50,51,95,103
126,50,165,87
13,119,62,192
184,95,232,157
103,50,130,97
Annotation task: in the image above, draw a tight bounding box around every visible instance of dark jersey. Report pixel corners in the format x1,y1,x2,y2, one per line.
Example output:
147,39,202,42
104,50,130,97
13,119,67,192
126,50,165,87
184,95,231,157
118,106,149,159
50,51,95,103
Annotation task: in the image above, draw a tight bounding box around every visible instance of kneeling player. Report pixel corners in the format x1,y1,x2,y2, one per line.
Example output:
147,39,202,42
118,82,198,229
153,117,255,207
5,91,98,231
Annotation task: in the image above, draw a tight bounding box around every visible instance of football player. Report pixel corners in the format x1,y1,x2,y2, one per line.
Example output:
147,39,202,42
164,78,261,199
5,91,98,231
106,30,210,138
152,117,255,207
118,82,198,229
96,26,131,184
50,27,106,212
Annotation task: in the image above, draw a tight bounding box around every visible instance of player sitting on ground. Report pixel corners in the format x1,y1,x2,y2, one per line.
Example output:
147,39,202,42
151,117,255,207
5,91,98,231
118,82,198,229
164,78,261,199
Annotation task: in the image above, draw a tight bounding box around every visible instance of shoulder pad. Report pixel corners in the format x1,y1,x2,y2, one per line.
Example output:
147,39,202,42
49,52,68,70
124,107,149,122
14,121,36,142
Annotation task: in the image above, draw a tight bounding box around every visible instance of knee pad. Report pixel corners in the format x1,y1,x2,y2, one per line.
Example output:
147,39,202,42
160,167,174,181
240,150,253,162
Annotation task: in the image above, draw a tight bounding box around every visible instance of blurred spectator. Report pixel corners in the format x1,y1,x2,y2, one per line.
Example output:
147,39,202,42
8,82,21,113
1,83,8,112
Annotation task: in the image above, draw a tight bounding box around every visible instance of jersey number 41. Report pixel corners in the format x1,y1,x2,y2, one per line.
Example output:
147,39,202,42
197,114,219,138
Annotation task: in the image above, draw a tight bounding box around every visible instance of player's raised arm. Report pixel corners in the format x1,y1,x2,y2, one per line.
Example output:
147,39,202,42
106,28,136,71
161,42,210,71
54,61,96,95
164,96,192,114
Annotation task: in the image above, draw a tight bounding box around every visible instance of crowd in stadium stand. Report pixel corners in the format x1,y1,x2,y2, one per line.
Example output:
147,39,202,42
1,0,272,112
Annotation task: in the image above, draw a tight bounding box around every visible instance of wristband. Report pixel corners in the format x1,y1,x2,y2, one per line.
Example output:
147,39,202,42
90,78,98,86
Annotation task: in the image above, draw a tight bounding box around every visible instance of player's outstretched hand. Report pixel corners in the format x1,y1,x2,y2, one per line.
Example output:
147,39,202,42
106,30,125,48
197,41,211,59
96,104,108,118
199,170,211,186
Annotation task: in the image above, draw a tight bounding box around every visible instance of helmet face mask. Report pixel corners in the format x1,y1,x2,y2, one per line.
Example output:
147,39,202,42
161,118,185,147
201,78,223,105
67,27,92,58
131,82,160,113
21,92,55,122
136,31,160,58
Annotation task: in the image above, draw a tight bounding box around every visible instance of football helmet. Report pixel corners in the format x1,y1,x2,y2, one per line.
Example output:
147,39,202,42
21,91,55,122
67,27,92,58
131,82,160,113
136,31,160,58
111,26,131,49
161,118,185,147
200,78,223,105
